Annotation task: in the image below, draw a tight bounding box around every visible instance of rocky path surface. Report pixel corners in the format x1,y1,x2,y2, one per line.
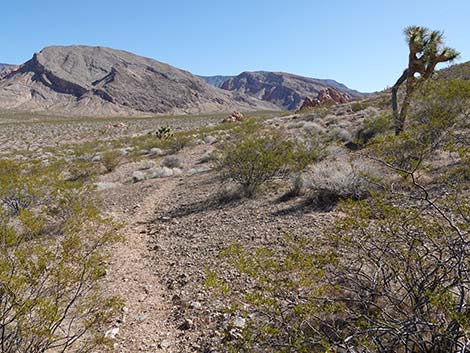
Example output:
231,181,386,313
103,176,180,352
99,145,212,352
97,139,334,352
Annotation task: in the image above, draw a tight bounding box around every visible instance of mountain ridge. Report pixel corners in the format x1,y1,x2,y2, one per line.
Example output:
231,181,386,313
218,71,366,110
0,46,279,117
0,63,13,71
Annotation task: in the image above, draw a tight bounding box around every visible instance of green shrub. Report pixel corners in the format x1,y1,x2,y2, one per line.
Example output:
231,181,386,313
351,100,368,112
66,159,96,181
302,107,330,121
355,112,393,144
0,159,122,352
218,131,318,198
165,135,191,154
0,160,36,215
101,149,121,172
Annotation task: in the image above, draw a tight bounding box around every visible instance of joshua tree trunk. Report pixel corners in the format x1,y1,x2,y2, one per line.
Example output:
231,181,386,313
396,75,416,135
392,69,408,135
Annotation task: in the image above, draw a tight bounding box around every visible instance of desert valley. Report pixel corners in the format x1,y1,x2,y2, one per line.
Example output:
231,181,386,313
1,5,470,353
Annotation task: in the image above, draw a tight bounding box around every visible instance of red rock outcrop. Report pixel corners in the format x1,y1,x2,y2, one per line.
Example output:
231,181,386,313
222,111,245,123
298,88,352,111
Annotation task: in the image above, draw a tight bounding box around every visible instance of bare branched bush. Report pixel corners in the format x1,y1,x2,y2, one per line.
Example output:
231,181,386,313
306,158,376,209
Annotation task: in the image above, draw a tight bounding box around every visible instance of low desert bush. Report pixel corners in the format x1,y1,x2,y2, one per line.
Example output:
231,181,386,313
130,127,190,154
0,160,36,215
299,106,331,118
101,149,121,172
355,112,393,144
218,130,319,197
165,135,192,153
289,173,304,196
211,78,470,353
306,158,376,209
279,173,305,201
163,155,182,168
66,159,97,181
327,127,352,142
351,100,368,112
0,159,122,352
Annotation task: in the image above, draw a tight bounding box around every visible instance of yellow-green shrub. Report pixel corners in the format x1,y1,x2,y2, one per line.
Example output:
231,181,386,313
101,149,121,172
218,130,319,197
0,159,122,352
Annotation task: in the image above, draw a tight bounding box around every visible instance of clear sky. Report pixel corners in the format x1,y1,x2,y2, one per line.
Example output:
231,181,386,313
1,0,469,92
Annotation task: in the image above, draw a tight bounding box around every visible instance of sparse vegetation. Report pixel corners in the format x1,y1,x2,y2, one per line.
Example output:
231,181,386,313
350,100,369,112
1,22,469,353
154,126,174,140
355,112,393,144
163,155,182,168
306,158,376,210
0,160,122,352
212,78,470,352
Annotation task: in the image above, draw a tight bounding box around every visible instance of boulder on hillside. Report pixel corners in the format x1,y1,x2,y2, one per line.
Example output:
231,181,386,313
298,88,352,112
222,111,245,123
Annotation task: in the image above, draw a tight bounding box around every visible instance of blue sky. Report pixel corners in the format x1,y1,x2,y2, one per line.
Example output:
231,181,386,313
1,0,469,92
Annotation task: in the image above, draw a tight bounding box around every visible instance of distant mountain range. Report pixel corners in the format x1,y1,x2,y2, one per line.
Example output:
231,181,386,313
0,46,367,117
199,73,366,111
0,46,278,116
0,63,13,71
213,71,365,110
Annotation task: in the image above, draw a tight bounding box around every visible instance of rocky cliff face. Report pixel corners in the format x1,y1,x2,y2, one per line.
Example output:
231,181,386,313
0,46,279,116
297,88,352,111
220,71,364,110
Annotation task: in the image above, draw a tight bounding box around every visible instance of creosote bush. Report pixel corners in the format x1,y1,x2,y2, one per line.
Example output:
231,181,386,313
350,100,369,112
355,113,393,145
218,130,320,198
0,159,122,352
101,149,121,172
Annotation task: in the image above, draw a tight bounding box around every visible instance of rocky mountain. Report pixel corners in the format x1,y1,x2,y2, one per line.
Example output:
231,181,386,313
0,63,13,71
198,75,233,88
220,71,365,110
0,46,279,116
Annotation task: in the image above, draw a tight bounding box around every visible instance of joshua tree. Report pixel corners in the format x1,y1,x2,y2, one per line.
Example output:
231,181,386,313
392,26,459,135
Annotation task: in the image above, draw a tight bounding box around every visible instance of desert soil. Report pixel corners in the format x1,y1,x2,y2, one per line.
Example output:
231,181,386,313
97,140,336,352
